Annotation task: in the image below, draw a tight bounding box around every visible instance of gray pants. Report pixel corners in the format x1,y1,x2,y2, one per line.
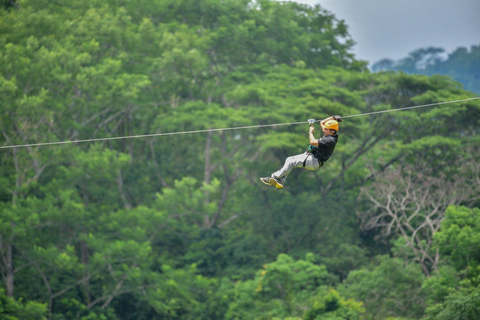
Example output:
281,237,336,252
272,152,322,183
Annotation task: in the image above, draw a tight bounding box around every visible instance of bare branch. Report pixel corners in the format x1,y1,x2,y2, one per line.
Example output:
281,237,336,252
357,159,479,274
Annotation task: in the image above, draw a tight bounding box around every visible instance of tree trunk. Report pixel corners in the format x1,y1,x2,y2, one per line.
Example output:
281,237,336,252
2,239,14,297
81,242,91,304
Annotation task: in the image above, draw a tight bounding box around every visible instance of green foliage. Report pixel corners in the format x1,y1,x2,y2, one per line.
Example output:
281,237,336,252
0,288,46,320
425,286,480,320
51,298,116,320
339,256,426,319
226,254,363,320
303,288,365,320
317,244,367,282
422,265,460,307
434,206,480,271
226,253,326,319
1,0,480,319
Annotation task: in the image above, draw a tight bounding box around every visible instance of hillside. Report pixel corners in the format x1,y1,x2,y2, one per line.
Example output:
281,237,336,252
372,45,480,94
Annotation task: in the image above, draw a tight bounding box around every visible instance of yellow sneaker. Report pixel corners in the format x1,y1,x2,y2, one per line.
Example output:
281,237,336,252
260,177,274,186
270,177,284,189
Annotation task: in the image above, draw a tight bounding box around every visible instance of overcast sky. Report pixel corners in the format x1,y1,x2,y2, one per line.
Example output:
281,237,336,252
277,0,480,64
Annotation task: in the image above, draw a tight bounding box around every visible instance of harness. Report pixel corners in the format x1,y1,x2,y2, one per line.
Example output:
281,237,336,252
303,145,323,168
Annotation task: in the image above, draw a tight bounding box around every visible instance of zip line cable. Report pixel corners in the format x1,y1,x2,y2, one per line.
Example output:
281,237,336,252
1,96,479,150
339,96,480,119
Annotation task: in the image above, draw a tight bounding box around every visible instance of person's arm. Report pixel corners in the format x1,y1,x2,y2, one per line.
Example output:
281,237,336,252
309,125,318,146
320,116,335,130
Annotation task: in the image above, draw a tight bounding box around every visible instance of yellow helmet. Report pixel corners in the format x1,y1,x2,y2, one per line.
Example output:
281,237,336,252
324,119,339,131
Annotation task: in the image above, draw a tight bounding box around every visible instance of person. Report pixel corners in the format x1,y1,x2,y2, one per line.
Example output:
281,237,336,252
260,116,340,189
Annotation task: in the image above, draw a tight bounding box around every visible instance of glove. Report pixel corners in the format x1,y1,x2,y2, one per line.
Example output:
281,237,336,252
333,115,342,122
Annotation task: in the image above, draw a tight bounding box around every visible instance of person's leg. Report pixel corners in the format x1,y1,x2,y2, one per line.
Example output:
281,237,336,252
302,154,321,171
261,153,321,188
271,153,313,183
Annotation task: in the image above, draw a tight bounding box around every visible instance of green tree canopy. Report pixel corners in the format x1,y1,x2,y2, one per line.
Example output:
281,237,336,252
1,1,480,319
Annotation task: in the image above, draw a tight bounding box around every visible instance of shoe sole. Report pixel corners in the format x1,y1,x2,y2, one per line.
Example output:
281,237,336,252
269,178,284,189
260,178,274,186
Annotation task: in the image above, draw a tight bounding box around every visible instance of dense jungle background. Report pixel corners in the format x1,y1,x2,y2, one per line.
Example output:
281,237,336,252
1,0,480,319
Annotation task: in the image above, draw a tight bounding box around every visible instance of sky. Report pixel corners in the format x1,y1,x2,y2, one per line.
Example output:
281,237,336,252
276,0,480,64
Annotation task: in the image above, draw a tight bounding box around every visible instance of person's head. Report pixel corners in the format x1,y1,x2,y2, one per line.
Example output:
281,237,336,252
323,119,339,135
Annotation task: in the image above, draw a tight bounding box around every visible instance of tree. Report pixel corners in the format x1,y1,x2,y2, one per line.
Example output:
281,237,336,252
339,255,425,319
371,45,480,94
394,47,446,72
357,159,480,275
2,0,480,319
0,287,46,320
226,253,363,320
420,206,480,320
434,206,480,271
0,0,16,10
371,58,395,72
425,286,480,320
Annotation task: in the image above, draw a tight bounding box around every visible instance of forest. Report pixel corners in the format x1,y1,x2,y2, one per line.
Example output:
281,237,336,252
1,0,480,319
371,45,480,94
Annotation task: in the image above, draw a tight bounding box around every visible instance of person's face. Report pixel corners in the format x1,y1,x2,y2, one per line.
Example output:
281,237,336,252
322,126,332,136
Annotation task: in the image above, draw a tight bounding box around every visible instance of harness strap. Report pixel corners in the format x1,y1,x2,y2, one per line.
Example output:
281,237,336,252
303,152,309,167
303,153,323,168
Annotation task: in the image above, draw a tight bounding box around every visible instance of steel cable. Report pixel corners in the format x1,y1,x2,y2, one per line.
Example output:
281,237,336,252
1,96,479,150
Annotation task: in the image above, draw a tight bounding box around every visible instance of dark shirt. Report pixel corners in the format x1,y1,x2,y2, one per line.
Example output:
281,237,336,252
311,134,338,163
